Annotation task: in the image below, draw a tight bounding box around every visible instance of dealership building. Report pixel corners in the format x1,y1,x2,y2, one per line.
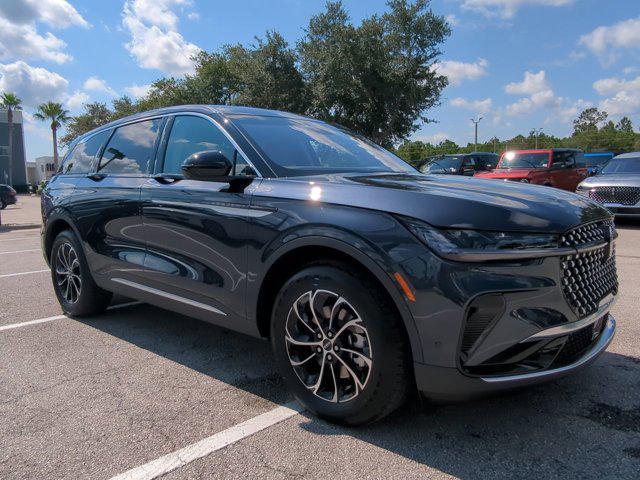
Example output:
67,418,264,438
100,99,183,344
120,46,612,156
0,109,27,188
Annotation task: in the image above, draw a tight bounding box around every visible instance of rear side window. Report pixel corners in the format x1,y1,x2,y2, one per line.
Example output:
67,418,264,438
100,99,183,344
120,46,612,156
98,119,162,174
62,130,110,174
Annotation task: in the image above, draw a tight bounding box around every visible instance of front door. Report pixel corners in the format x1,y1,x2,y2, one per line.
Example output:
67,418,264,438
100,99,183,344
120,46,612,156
139,114,259,333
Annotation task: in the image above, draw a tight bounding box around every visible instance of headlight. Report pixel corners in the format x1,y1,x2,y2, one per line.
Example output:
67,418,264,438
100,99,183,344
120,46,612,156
401,218,560,261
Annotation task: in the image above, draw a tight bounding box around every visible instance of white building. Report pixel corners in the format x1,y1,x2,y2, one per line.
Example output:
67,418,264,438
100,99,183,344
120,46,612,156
26,156,55,185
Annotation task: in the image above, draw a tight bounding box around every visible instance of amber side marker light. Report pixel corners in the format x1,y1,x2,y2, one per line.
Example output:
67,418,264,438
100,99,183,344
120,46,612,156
394,272,416,302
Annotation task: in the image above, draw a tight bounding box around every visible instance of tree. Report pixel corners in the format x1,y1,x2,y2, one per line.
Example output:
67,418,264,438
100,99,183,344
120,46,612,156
616,116,633,133
298,0,450,147
60,102,111,146
573,107,608,135
33,102,70,170
1,92,22,186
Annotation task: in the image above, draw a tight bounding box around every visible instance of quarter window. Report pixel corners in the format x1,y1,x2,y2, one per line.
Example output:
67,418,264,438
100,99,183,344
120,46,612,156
62,130,110,174
163,116,254,176
98,119,162,174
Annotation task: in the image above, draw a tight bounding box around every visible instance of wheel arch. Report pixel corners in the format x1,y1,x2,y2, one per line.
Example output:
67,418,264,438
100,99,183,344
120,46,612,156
43,210,81,264
254,236,424,363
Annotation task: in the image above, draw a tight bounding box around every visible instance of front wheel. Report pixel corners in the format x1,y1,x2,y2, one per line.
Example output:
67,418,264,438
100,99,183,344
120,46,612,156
271,263,411,425
50,230,112,317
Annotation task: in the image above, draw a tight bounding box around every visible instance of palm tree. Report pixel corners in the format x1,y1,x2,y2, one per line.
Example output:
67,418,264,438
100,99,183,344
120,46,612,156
1,92,22,186
33,102,70,171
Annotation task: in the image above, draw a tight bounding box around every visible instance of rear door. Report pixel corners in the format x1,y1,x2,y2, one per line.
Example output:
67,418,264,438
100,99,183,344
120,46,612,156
139,114,259,332
72,118,164,289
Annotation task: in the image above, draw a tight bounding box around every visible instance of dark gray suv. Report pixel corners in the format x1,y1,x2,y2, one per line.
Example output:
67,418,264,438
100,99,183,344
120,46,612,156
41,106,618,424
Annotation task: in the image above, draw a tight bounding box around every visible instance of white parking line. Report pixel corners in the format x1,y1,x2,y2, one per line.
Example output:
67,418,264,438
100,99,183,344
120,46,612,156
0,269,48,279
0,301,142,332
110,402,303,480
0,248,40,255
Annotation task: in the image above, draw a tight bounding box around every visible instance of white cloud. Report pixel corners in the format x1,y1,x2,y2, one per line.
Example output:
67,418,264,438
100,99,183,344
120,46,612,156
0,0,88,28
0,0,88,64
557,98,593,123
124,83,152,99
83,76,117,96
445,14,460,27
0,61,68,108
504,70,561,116
460,0,573,19
580,17,640,65
505,70,549,96
123,0,201,76
66,90,90,111
429,132,450,144
451,97,493,114
434,58,488,86
593,75,640,117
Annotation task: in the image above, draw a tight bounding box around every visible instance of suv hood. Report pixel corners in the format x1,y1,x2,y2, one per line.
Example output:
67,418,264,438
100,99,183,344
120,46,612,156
579,173,640,188
254,172,609,233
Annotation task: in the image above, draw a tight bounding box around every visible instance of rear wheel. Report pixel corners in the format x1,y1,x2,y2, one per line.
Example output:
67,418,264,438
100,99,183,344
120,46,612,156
51,230,112,317
271,263,411,425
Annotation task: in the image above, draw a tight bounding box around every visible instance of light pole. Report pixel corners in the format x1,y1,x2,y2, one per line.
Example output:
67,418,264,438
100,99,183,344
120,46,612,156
471,116,483,151
533,127,543,149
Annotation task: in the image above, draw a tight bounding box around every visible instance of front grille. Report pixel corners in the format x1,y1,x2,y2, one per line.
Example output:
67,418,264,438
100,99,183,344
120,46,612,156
589,186,640,205
560,220,618,318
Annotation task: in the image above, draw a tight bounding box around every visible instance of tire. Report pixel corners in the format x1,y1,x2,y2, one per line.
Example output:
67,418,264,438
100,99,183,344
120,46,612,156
270,263,411,425
50,230,112,317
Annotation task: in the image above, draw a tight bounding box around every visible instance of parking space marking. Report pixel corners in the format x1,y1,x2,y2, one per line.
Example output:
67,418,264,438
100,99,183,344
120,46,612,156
110,401,302,480
0,301,141,332
0,269,48,279
0,249,40,255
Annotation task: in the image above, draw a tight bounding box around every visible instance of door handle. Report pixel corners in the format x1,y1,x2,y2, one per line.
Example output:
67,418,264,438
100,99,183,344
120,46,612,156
87,173,106,181
153,173,182,184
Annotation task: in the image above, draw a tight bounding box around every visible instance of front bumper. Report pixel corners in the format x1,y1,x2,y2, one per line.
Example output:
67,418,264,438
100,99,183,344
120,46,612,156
414,313,615,401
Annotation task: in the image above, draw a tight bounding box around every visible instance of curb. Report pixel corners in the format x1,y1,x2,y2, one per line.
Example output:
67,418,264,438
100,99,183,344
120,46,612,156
0,223,42,232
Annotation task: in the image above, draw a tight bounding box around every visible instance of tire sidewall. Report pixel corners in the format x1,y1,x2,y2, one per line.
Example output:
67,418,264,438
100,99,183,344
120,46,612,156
271,265,402,422
50,230,95,316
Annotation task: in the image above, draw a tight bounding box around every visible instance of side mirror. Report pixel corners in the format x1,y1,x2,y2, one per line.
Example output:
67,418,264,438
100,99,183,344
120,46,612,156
182,151,232,181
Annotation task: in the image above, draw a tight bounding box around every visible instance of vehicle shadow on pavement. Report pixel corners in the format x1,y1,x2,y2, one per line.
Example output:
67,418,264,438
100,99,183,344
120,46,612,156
78,303,639,479
77,303,291,407
299,352,640,479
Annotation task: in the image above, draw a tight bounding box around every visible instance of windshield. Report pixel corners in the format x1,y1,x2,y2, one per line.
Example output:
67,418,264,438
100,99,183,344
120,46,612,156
498,152,549,169
230,115,416,177
585,156,611,167
600,156,640,174
420,156,462,174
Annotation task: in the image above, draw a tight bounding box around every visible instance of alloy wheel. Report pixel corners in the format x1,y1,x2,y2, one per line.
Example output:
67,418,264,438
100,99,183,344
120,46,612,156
55,242,82,304
285,289,372,403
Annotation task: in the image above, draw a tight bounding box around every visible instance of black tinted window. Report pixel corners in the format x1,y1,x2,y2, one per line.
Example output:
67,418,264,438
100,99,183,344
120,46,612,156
62,130,110,174
99,119,162,174
164,116,252,175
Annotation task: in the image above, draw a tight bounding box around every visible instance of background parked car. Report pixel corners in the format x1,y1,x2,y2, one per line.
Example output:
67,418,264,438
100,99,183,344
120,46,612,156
0,184,17,209
576,152,640,217
474,148,588,191
419,152,499,175
584,152,614,175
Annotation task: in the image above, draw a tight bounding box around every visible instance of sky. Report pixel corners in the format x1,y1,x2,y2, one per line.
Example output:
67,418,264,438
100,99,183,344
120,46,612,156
0,0,639,162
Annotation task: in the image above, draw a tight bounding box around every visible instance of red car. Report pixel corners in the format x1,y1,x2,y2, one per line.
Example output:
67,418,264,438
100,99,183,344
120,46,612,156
474,149,589,191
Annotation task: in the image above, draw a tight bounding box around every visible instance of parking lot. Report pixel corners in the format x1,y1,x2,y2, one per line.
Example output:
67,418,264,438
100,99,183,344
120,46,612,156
0,196,639,479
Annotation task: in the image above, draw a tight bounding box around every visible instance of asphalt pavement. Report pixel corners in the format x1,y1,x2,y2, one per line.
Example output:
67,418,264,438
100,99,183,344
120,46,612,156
0,200,638,479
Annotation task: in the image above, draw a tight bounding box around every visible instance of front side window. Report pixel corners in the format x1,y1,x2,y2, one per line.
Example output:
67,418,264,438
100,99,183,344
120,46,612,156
62,130,110,174
420,156,463,174
98,119,162,174
163,116,254,176
231,115,415,177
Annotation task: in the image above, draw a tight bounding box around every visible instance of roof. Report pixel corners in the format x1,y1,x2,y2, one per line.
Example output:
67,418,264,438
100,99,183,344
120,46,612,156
76,104,309,144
